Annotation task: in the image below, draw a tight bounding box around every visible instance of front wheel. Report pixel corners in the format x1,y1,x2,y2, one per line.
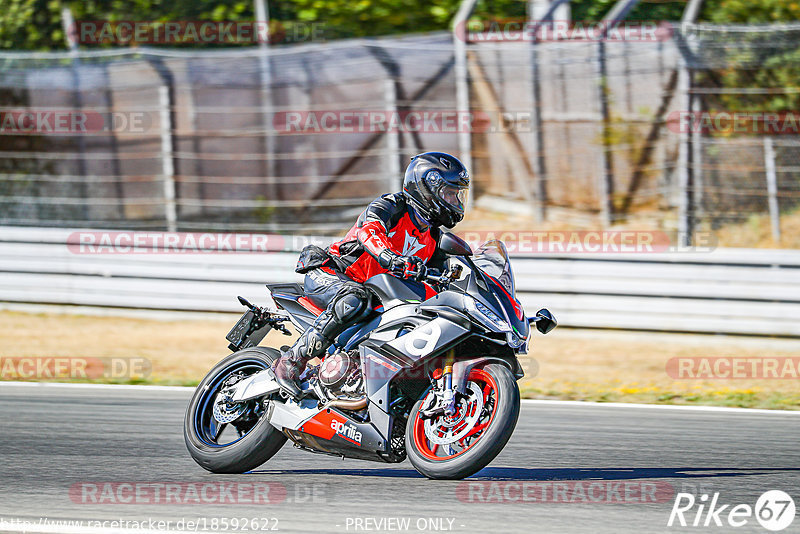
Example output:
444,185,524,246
184,347,287,473
406,363,520,480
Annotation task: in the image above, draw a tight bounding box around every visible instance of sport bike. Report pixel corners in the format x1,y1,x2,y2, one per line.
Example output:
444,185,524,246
184,233,556,479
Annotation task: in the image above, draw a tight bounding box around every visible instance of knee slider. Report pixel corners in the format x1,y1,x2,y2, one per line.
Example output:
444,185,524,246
332,285,371,323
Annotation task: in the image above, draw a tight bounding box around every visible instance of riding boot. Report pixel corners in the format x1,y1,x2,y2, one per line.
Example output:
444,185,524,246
272,311,337,398
273,282,372,398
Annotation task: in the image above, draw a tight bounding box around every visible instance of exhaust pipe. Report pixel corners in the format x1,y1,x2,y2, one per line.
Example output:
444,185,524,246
324,396,368,411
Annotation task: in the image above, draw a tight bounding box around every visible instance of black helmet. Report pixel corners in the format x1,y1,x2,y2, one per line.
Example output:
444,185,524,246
402,152,470,228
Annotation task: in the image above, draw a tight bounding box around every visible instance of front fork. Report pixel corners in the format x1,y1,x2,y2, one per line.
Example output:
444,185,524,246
441,350,457,416
419,349,458,419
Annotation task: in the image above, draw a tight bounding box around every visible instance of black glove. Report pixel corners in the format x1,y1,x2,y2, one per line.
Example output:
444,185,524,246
380,251,427,281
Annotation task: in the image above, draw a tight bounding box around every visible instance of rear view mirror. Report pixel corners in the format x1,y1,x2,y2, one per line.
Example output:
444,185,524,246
533,308,557,334
439,232,473,256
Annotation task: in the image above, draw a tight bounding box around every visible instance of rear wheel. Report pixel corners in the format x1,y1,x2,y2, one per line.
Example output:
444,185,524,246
184,347,287,473
405,363,520,480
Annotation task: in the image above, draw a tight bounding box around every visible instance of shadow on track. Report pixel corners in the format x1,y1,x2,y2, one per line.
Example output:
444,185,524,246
249,467,800,481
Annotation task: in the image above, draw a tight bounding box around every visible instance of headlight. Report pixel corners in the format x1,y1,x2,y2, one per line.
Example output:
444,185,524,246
468,298,511,332
506,330,525,349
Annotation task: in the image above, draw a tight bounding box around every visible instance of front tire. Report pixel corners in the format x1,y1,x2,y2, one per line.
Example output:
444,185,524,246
184,347,287,473
405,363,520,480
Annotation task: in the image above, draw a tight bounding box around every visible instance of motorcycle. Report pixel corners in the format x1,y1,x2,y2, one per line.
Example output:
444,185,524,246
184,233,556,480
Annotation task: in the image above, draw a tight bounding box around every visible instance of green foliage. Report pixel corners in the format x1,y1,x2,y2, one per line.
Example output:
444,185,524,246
701,0,800,23
2,0,800,51
709,46,800,113
569,0,684,22
279,0,463,39
0,0,265,50
1,0,469,50
0,0,62,50
570,0,800,23
692,1,800,114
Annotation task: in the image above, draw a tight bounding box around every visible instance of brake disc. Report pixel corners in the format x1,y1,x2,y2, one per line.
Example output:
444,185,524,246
213,392,247,424
423,381,484,446
212,373,250,424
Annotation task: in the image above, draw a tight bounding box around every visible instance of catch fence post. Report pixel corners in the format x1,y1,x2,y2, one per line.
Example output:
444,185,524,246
255,0,278,199
527,8,548,223
596,39,614,227
384,78,402,190
676,0,706,246
452,0,478,207
158,86,178,232
764,137,781,242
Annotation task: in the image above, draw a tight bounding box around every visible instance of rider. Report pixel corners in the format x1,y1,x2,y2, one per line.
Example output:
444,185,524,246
272,151,470,397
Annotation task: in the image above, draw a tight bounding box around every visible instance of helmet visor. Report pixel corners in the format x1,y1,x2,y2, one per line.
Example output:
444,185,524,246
439,184,468,214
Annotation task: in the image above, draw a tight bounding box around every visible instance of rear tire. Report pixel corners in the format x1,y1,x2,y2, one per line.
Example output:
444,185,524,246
184,347,287,473
405,363,520,480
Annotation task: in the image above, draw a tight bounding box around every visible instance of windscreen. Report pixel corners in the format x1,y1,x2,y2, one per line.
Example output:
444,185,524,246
472,240,515,296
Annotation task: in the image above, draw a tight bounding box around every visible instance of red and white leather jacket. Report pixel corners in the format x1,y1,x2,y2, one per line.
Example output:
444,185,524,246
327,193,447,283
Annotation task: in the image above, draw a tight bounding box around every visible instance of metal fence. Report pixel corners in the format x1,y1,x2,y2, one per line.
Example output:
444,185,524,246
677,23,800,244
1,22,799,241
470,35,680,223
0,35,460,233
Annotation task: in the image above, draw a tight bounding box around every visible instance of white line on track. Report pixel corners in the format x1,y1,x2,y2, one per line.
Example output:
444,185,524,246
0,381,195,391
521,398,800,415
2,381,798,414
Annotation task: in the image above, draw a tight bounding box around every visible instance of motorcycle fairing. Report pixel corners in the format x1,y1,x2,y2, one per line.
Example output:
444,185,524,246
384,316,470,364
359,314,471,416
456,259,531,341
484,275,529,339
336,315,382,351
267,283,317,332
364,274,428,309
266,397,389,460
297,407,384,450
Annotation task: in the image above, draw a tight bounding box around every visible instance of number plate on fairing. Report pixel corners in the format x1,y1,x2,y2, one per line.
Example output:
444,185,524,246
386,317,468,361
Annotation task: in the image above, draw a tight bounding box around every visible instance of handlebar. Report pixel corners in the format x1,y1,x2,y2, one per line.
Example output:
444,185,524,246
404,264,463,286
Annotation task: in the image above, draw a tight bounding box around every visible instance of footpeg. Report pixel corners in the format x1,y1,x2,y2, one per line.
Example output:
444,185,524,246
277,380,312,402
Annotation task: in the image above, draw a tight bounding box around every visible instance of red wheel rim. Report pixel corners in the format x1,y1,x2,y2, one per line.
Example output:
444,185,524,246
412,367,499,461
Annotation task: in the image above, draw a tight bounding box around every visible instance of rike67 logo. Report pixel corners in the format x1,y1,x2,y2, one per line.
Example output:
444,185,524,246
668,490,795,531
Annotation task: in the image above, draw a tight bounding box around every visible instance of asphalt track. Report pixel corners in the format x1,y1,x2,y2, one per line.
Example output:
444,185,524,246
2,383,799,534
